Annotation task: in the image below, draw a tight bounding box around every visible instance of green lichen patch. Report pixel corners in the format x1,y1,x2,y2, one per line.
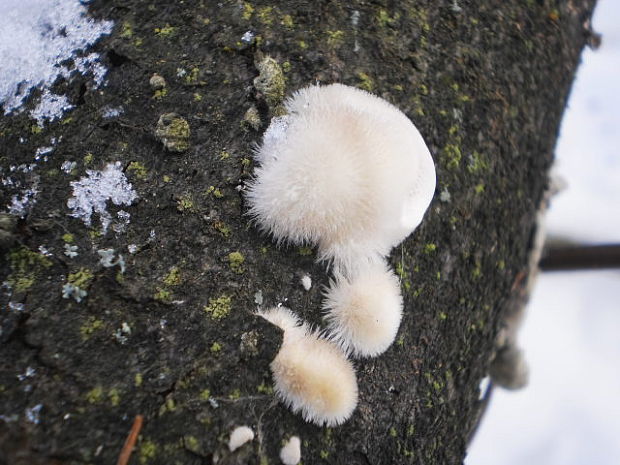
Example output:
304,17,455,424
297,246,313,256
443,143,462,170
139,440,158,464
154,24,176,37
7,246,52,293
86,386,104,404
326,30,345,48
67,268,94,289
254,56,286,108
127,161,148,180
176,194,194,212
213,221,231,238
80,317,104,340
155,113,190,153
228,252,245,274
206,186,224,198
163,267,182,286
210,341,222,353
242,105,262,131
204,295,232,320
62,233,75,243
356,71,374,92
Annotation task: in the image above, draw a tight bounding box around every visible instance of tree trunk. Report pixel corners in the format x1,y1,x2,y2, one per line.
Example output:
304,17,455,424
0,1,596,464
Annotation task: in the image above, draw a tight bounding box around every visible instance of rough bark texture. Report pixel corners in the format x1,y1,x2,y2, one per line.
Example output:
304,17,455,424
0,1,596,464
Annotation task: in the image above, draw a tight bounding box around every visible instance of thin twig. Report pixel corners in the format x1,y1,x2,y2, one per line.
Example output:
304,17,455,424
116,414,144,465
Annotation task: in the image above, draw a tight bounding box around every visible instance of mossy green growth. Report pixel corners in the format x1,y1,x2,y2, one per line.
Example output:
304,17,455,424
474,183,485,194
424,243,437,254
199,389,211,400
443,143,462,169
62,233,74,243
257,6,274,25
184,435,200,453
7,246,52,293
154,288,172,303
83,152,94,165
254,56,285,108
120,21,133,38
257,382,273,394
153,88,168,100
176,194,194,212
228,252,245,274
108,388,121,406
214,221,231,238
326,30,345,48
154,24,176,37
467,151,489,173
68,268,94,289
242,106,261,131
281,14,294,28
320,450,329,459
134,373,143,387
207,186,224,198
228,388,241,400
139,440,157,464
86,386,104,404
377,9,401,27
298,246,313,256
80,317,104,340
389,427,398,437
210,342,222,353
242,2,254,20
155,113,190,152
127,161,148,180
204,295,232,320
163,267,181,286
356,71,374,92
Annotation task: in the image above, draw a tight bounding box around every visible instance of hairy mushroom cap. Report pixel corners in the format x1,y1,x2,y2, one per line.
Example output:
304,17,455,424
323,260,403,358
228,425,254,452
257,307,358,426
246,83,436,273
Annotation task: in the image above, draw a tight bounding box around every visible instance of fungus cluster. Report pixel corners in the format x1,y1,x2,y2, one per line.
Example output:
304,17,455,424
246,84,436,427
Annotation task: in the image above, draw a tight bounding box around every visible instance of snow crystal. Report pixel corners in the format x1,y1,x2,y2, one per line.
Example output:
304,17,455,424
0,0,113,117
9,180,40,218
64,244,79,258
101,106,124,118
61,161,77,173
67,162,137,232
30,90,74,126
25,404,43,424
62,283,87,302
241,31,255,44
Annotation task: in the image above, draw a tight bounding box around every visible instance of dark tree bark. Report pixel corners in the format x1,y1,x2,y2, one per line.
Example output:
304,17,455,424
0,1,596,464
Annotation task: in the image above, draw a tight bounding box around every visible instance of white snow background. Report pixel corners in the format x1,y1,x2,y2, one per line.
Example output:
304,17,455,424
467,1,620,464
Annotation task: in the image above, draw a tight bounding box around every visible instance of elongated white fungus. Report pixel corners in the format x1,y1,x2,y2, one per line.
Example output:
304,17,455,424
279,436,301,465
246,83,436,273
257,307,358,426
323,260,403,358
228,425,254,452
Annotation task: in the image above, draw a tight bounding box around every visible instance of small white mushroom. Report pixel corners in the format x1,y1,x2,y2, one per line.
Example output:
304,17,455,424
257,307,358,426
300,274,312,291
228,425,254,452
323,260,403,358
279,436,301,465
246,83,436,274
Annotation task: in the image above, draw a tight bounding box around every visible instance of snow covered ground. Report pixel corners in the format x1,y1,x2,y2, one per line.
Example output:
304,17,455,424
467,1,620,464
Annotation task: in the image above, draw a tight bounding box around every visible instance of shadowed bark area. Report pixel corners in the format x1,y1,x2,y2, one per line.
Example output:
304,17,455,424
0,1,596,464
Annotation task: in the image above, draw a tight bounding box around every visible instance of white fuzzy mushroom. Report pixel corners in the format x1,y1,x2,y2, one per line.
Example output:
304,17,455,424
279,436,301,465
257,307,358,426
228,425,254,452
246,83,436,273
323,260,403,358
